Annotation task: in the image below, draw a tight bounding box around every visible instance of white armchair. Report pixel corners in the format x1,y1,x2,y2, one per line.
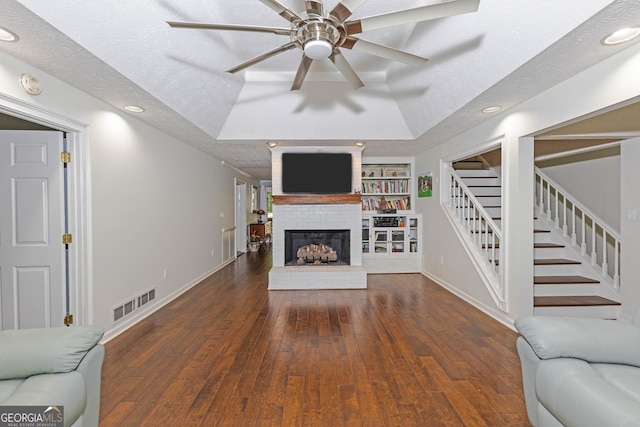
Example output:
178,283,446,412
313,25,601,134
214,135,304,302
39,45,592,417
0,326,105,427
515,315,640,427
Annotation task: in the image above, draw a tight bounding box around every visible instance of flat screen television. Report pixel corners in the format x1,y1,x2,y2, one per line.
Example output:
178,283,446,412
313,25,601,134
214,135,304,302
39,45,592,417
282,152,352,194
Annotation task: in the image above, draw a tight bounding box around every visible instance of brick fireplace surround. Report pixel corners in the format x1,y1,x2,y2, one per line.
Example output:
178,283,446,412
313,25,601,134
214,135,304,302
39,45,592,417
268,194,368,290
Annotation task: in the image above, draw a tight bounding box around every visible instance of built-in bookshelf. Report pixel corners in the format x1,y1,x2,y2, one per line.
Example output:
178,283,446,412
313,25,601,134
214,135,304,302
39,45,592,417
361,158,414,212
360,158,419,273
361,214,422,273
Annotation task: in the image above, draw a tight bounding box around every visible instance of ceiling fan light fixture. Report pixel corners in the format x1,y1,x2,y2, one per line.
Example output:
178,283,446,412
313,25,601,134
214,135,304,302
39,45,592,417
299,21,339,60
304,39,333,59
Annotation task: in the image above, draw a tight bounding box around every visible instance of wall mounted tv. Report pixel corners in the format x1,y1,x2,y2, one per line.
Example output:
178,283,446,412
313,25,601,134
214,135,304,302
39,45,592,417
282,152,352,194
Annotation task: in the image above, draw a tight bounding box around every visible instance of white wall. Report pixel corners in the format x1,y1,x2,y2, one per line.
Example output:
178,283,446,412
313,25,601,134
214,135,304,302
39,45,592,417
416,41,640,325
0,50,259,339
620,138,640,321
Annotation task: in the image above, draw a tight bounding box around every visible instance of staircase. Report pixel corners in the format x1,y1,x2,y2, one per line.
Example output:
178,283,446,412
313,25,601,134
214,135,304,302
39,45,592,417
451,159,621,318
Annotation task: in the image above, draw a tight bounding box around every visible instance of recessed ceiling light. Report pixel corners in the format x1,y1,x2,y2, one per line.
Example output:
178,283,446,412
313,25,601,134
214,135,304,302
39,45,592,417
267,141,278,148
123,105,144,113
19,74,42,95
0,26,18,42
481,106,502,113
603,27,640,45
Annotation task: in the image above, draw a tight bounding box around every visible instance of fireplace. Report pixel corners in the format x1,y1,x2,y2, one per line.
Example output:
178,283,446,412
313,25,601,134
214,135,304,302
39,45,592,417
268,200,367,289
267,146,367,290
285,230,350,266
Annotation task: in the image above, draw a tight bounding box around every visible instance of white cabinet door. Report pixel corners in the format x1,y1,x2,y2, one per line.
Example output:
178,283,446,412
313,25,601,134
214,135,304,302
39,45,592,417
0,130,64,330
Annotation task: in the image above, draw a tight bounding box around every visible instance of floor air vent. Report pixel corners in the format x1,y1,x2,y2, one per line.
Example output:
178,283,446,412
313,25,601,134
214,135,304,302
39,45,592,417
113,299,135,322
138,289,156,308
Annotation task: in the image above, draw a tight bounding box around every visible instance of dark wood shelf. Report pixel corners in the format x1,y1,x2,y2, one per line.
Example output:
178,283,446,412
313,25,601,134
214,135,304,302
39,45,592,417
273,194,362,205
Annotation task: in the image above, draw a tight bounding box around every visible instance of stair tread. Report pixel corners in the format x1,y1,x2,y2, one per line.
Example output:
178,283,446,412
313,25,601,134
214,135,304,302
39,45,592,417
534,242,565,248
534,295,620,307
534,275,600,284
534,229,551,233
498,258,582,266
534,258,581,265
482,242,567,249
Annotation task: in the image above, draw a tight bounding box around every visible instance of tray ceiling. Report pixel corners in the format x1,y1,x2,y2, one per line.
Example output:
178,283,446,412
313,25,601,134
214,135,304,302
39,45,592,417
1,0,639,179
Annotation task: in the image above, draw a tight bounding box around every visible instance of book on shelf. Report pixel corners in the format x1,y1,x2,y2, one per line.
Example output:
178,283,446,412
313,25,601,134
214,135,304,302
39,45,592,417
361,179,409,194
362,196,411,211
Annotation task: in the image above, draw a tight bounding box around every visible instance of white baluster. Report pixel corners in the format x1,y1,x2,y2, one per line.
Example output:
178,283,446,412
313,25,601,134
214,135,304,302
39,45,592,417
554,190,560,229
614,240,620,289
601,229,608,278
538,175,545,214
455,182,460,219
571,204,577,246
465,196,470,232
546,181,552,221
581,211,587,256
562,196,568,237
491,232,496,267
448,171,453,207
591,220,597,265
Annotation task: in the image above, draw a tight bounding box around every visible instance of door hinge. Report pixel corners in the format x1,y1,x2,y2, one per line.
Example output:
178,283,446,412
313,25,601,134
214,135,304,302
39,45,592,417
64,314,73,326
62,233,73,245
61,151,71,164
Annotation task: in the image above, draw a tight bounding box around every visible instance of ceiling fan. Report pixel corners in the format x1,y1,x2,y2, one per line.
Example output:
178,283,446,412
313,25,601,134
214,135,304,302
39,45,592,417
167,0,480,90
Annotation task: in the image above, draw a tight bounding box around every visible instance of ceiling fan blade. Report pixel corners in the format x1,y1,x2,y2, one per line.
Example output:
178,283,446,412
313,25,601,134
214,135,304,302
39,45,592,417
259,0,303,23
342,37,428,66
344,0,480,35
330,50,364,89
226,42,297,74
329,0,366,23
167,21,291,35
305,0,324,17
291,55,314,90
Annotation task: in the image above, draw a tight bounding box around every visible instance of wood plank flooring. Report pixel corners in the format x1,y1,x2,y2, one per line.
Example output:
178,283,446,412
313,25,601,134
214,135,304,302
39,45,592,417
99,250,528,426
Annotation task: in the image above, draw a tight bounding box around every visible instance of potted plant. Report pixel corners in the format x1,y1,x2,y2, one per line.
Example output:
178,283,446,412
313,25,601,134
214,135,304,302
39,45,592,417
248,232,260,252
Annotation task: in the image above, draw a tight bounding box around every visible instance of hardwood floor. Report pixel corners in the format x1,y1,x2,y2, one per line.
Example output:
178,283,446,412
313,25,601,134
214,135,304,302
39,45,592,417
99,249,528,426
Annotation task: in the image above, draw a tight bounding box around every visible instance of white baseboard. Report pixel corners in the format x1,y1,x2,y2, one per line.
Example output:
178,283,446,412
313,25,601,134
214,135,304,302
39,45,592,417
421,270,517,332
101,257,236,343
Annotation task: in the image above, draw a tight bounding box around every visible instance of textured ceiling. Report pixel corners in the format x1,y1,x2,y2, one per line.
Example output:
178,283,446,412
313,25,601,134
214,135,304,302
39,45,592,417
1,0,640,179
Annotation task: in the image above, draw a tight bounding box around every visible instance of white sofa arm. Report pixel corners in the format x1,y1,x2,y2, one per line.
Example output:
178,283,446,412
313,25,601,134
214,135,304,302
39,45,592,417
515,316,640,366
0,326,104,380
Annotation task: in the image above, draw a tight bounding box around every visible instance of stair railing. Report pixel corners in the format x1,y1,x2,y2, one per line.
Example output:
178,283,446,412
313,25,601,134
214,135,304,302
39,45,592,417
535,167,621,288
444,164,505,309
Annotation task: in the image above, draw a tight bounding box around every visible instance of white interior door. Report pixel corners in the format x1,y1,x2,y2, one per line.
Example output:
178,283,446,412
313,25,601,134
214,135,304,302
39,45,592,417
0,130,65,330
235,180,247,253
